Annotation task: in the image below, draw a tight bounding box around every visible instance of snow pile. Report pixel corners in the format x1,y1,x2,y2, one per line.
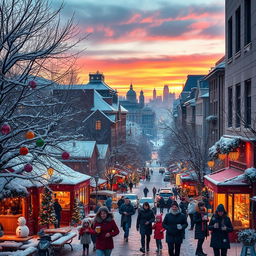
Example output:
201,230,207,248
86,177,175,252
238,229,256,244
244,167,256,182
206,115,217,122
209,136,241,159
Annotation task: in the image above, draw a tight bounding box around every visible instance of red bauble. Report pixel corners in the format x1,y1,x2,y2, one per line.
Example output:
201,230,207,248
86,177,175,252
1,123,11,135
7,168,15,173
24,164,33,172
62,151,70,160
20,147,29,155
29,80,37,89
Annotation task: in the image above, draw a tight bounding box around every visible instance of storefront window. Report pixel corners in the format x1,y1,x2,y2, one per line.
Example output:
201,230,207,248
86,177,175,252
217,194,226,209
54,191,70,210
77,187,89,205
234,194,250,229
0,198,23,215
228,194,233,221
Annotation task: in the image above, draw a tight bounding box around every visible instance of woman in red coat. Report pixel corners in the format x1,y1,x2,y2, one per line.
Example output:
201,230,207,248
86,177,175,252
152,214,165,253
93,206,120,256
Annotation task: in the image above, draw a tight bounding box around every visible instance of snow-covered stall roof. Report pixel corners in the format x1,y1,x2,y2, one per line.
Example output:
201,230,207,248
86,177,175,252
90,178,107,187
49,141,97,159
96,144,109,159
0,155,91,199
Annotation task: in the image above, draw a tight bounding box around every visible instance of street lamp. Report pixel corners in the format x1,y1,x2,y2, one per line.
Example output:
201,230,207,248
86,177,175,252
94,174,99,205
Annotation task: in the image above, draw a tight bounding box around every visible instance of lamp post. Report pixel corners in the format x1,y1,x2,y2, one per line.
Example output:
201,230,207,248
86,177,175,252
110,169,116,191
94,174,99,205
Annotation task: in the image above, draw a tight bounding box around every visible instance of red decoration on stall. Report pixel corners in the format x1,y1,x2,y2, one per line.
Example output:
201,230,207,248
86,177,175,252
25,131,35,140
62,152,70,160
24,164,33,172
1,123,11,135
20,147,29,155
29,80,37,89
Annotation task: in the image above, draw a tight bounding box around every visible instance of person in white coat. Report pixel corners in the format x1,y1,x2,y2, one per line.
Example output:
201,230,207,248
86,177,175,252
187,198,197,230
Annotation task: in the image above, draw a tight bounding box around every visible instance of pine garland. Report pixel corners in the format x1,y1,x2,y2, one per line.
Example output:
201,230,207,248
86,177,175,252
71,198,81,225
38,187,56,226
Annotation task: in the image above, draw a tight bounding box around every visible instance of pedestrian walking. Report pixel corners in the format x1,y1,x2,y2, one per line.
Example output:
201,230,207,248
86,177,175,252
159,197,165,214
208,204,233,256
129,182,133,193
117,196,125,209
188,198,196,230
79,218,94,255
172,187,178,201
193,202,209,256
93,206,120,256
136,202,155,253
152,187,157,199
179,197,188,215
152,214,165,253
143,186,149,197
119,197,135,242
53,199,62,228
166,197,173,213
163,201,188,256
105,196,112,212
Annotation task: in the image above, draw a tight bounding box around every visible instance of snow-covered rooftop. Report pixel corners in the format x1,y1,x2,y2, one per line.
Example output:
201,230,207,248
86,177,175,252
96,144,109,159
91,90,116,112
90,178,107,187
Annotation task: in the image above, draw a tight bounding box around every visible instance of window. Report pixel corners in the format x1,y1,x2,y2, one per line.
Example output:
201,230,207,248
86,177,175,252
228,87,233,127
244,0,251,45
53,191,71,210
245,79,251,127
234,194,250,228
228,17,233,58
235,6,241,52
95,120,101,130
235,84,241,127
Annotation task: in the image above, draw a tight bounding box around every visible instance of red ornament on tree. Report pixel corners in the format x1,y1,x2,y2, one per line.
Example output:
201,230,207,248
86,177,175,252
24,164,33,172
7,168,15,173
62,152,70,160
20,147,29,155
1,123,11,135
29,80,37,89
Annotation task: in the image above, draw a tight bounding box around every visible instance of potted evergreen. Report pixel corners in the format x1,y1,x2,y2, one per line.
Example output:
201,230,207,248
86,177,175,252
238,229,256,246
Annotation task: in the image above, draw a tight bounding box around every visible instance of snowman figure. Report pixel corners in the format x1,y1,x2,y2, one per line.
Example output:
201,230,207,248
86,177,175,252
16,217,29,237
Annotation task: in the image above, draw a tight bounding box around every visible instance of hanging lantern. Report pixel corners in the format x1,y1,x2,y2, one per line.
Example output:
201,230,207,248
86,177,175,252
218,153,226,161
228,151,239,161
36,138,44,147
207,160,215,168
29,80,37,89
24,164,33,173
62,152,70,160
1,123,11,135
25,131,35,140
20,147,29,155
47,168,54,177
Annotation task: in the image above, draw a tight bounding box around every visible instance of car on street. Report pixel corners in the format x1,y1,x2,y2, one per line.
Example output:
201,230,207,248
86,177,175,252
123,193,139,209
155,189,174,207
163,173,171,181
159,168,165,174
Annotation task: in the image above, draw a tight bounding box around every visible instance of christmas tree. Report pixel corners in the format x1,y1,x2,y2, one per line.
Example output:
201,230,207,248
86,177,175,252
71,198,81,225
38,187,56,227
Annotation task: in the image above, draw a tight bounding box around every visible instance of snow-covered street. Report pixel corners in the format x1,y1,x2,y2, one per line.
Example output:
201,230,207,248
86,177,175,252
60,163,242,256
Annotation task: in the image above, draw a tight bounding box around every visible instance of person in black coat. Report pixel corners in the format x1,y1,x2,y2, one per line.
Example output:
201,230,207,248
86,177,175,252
193,202,209,256
166,197,173,213
163,201,188,256
143,187,149,197
53,199,62,228
159,197,165,214
117,196,125,209
119,198,135,242
208,204,233,256
136,202,155,253
179,197,188,215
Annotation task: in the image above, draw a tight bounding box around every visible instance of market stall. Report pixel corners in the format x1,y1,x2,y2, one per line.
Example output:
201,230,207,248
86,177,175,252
204,168,252,241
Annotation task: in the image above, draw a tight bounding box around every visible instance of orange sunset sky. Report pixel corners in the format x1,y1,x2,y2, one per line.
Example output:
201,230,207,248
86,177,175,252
58,0,225,99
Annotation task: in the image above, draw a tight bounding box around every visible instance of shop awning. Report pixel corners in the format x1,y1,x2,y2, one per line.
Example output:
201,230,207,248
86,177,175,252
90,178,107,188
204,168,250,193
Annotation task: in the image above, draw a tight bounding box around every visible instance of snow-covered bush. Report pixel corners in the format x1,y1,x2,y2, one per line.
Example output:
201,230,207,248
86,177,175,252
209,137,241,159
244,168,256,182
238,229,256,245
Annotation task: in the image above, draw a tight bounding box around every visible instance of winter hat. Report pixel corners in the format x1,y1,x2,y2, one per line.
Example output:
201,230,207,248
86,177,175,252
216,204,225,212
171,201,179,207
97,206,110,214
82,218,91,226
198,202,205,207
155,214,162,222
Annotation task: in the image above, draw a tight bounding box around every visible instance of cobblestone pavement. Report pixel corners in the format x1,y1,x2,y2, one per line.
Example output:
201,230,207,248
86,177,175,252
60,162,242,256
